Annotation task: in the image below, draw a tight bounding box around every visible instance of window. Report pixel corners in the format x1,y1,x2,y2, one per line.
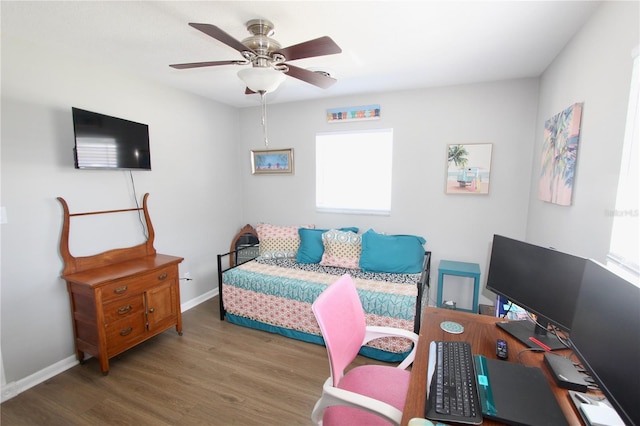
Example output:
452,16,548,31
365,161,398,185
608,47,639,285
316,129,393,215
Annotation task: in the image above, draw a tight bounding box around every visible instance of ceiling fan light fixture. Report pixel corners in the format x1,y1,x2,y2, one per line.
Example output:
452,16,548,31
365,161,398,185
237,67,286,93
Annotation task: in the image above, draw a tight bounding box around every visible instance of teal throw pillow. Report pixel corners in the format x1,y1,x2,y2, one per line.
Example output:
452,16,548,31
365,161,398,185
359,229,426,273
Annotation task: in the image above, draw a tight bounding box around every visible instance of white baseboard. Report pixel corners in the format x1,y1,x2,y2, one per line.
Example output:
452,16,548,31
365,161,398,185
181,288,217,312
0,289,219,403
1,355,78,403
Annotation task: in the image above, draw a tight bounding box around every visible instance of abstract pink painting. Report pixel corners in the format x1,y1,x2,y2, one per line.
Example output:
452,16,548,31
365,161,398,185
538,103,584,205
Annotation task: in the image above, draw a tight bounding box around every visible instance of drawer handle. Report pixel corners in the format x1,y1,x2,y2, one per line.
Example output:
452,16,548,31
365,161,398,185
157,272,168,280
119,327,133,336
117,305,132,315
148,308,155,313
113,285,128,294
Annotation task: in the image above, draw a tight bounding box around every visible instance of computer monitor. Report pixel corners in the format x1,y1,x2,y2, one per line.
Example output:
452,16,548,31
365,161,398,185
569,260,639,426
486,235,586,350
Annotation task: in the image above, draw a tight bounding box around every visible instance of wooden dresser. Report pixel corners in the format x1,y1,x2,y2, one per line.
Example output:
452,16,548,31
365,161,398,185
58,194,183,374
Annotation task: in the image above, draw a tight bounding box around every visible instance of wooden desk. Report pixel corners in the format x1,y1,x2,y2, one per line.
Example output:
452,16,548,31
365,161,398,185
401,307,582,425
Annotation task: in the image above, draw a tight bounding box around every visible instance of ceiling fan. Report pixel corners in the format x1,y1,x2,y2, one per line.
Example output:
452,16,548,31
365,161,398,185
170,19,342,94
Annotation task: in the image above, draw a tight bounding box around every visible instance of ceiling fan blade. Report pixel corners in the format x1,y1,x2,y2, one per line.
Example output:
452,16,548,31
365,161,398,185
276,36,341,62
170,60,245,69
188,23,253,54
285,64,336,89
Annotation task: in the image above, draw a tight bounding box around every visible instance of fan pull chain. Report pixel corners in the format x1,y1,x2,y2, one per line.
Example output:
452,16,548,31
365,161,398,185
260,91,269,149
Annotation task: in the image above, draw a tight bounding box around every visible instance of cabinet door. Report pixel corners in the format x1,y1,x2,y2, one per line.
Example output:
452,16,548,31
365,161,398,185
146,280,178,332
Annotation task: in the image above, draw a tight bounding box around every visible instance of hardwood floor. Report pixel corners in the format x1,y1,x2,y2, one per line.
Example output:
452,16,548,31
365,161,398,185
1,297,388,425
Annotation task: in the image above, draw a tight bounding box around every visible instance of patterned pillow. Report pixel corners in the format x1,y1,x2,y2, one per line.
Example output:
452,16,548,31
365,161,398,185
297,227,359,264
256,223,314,259
320,229,362,269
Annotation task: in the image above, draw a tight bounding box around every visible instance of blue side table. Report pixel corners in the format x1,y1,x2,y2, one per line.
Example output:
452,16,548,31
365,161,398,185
437,260,481,313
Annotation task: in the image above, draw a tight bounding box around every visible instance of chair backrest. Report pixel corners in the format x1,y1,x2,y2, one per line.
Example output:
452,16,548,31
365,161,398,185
312,274,367,387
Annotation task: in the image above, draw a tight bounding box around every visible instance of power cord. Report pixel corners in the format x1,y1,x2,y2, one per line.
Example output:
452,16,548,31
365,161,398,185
549,324,571,349
129,170,148,239
516,347,545,364
525,312,571,349
501,300,514,318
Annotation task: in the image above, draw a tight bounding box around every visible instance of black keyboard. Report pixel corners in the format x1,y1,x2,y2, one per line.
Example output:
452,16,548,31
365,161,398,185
425,341,483,425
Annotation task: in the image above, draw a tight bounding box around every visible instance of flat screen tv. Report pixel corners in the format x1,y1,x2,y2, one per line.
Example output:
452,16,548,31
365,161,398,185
569,260,639,426
486,234,586,350
72,107,151,170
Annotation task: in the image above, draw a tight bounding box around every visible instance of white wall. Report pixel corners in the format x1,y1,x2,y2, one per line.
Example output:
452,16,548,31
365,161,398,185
526,1,639,258
1,35,242,384
1,0,637,398
239,79,540,306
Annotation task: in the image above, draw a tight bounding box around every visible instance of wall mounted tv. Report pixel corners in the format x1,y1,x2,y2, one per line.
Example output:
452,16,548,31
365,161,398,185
72,107,151,170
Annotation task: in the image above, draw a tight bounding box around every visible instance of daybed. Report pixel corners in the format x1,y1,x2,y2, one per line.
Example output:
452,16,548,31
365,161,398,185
216,224,431,362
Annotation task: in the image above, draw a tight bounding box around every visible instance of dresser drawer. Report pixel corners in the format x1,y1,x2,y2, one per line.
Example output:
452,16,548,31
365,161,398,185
105,315,147,357
101,266,177,302
103,295,144,325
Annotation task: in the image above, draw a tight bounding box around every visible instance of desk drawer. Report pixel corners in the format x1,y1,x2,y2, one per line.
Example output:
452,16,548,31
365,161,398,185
101,266,176,302
103,296,144,324
105,315,146,357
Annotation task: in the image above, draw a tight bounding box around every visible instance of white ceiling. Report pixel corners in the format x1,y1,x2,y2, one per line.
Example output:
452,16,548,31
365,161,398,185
1,1,601,108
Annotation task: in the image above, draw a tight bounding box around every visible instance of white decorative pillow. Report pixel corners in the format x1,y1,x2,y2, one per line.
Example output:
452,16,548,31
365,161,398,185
256,223,314,259
320,229,362,269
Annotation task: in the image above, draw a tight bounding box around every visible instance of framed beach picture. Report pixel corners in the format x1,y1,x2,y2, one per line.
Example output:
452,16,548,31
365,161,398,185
251,148,294,175
446,143,493,195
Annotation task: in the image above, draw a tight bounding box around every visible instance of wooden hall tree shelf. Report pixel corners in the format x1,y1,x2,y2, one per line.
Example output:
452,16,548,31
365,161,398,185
58,193,183,375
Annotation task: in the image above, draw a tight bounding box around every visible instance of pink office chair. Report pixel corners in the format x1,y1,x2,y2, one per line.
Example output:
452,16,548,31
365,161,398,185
311,274,419,426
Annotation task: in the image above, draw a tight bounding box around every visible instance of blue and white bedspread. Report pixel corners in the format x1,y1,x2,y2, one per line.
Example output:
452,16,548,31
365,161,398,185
221,258,421,362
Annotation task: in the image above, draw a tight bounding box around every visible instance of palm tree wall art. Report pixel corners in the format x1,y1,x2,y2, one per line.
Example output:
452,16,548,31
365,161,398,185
446,143,493,194
538,103,584,206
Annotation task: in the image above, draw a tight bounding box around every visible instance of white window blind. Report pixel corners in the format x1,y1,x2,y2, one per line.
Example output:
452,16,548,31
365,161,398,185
316,129,393,215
